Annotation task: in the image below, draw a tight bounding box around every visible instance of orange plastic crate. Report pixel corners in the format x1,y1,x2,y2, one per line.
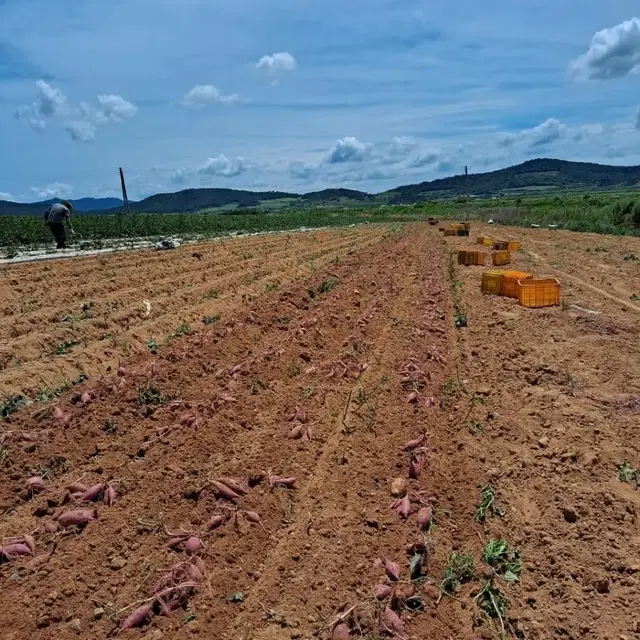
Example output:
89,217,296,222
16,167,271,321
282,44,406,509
492,250,511,266
499,271,533,298
508,241,522,252
477,235,487,245
518,278,560,308
444,228,457,237
458,250,486,266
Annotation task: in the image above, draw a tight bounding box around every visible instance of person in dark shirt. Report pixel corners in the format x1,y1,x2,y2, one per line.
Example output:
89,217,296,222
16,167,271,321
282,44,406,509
44,200,74,248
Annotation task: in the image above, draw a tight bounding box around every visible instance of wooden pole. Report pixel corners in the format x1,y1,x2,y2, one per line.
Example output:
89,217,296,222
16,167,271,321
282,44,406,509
119,167,130,216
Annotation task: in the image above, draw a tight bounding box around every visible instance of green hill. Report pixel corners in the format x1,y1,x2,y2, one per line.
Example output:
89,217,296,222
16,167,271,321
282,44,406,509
4,158,640,216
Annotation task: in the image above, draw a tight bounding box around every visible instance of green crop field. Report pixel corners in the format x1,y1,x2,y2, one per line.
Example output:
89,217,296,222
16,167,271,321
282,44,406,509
1,190,639,251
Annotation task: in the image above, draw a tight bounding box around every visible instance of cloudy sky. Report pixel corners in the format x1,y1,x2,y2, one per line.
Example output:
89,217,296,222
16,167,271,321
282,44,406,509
2,0,640,201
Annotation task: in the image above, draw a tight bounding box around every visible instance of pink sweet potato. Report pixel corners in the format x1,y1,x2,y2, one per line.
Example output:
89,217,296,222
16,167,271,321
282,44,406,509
402,434,426,452
288,424,304,440
25,476,47,493
332,622,351,640
103,484,117,506
1,543,33,559
207,514,227,530
417,507,432,530
66,482,89,494
392,495,411,519
407,392,419,404
80,391,93,405
57,509,97,528
374,584,393,600
184,537,203,556
381,607,405,636
44,522,59,533
118,603,153,632
82,483,106,502
269,475,297,488
408,452,427,480
243,511,261,524
23,534,36,555
218,478,248,496
179,413,198,427
211,481,240,502
384,559,400,582
167,537,187,550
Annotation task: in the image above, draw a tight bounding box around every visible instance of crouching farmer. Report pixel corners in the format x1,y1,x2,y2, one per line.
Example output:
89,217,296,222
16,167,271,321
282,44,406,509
44,200,75,248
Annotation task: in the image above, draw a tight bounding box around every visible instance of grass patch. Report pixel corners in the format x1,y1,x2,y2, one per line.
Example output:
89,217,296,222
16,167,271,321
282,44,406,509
618,462,640,488
475,485,505,522
264,282,280,293
53,339,81,355
482,539,522,582
202,313,221,325
204,289,219,299
170,323,192,339
440,552,475,593
34,374,88,403
136,385,168,406
1,394,27,419
475,578,509,639
147,337,159,353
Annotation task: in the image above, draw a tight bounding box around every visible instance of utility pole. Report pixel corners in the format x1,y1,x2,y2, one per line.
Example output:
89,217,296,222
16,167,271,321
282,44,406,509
119,167,130,216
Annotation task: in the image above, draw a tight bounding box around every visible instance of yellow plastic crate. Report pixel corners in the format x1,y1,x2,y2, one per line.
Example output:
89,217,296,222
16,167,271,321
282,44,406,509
508,242,522,252
481,269,506,295
492,250,512,266
500,271,533,298
443,228,457,237
518,278,560,308
477,235,488,245
481,237,493,248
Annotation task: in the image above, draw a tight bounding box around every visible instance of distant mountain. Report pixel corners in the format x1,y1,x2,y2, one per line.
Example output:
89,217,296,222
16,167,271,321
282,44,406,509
70,197,123,211
0,197,123,216
385,158,640,203
3,159,640,216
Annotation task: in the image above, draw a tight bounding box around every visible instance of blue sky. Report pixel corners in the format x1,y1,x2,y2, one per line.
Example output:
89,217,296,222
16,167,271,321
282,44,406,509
2,0,640,201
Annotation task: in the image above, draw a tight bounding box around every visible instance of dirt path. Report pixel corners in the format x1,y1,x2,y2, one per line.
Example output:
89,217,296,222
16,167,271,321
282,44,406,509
443,224,640,640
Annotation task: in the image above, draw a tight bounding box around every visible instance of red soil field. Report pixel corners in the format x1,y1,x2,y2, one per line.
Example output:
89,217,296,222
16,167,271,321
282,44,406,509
1,222,639,640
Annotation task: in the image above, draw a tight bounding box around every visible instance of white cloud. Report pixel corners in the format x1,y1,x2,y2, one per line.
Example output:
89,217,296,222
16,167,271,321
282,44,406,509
35,80,67,117
528,118,566,146
570,17,640,80
65,121,98,142
16,81,137,142
29,117,46,132
573,123,605,141
182,85,240,107
410,149,441,168
97,94,138,120
497,118,567,149
0,192,13,201
30,183,73,200
256,51,297,72
198,155,255,177
326,137,372,163
382,136,419,163
289,161,320,181
171,155,258,182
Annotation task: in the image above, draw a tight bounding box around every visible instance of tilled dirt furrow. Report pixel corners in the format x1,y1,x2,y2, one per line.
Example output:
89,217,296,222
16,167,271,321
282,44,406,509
0,226,433,640
0,231,384,397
